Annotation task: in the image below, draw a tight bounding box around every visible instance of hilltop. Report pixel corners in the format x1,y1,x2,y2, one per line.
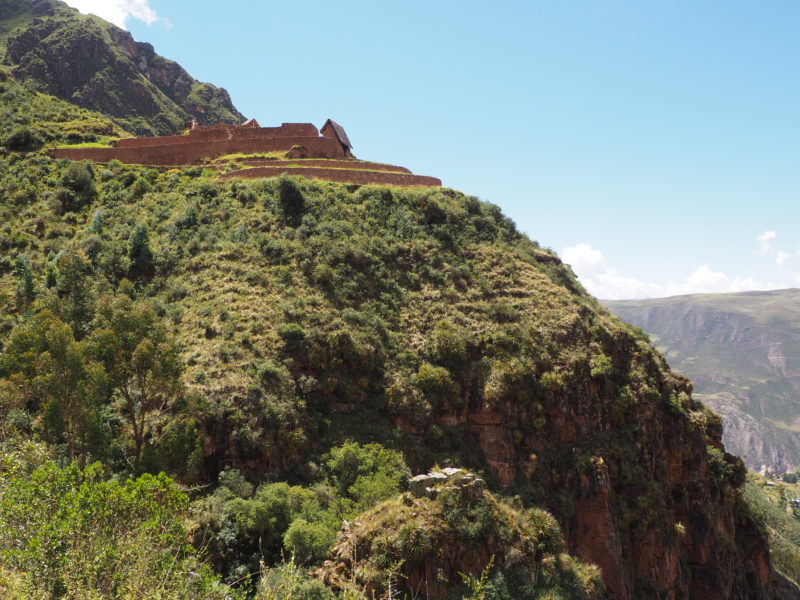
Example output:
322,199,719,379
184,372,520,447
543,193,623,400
605,289,800,475
0,0,243,135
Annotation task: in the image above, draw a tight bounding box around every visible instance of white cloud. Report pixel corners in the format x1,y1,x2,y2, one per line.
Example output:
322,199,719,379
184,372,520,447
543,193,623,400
561,243,603,274
62,0,158,29
562,243,777,300
756,230,777,255
776,251,791,266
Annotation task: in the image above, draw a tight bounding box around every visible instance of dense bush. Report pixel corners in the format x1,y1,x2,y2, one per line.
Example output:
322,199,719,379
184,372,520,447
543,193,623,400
191,442,410,584
0,450,235,599
278,174,306,226
4,127,43,152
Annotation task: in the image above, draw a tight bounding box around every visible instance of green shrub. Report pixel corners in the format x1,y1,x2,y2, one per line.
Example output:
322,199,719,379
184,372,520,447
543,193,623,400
278,322,307,349
414,362,458,410
0,458,233,599
60,161,96,205
323,441,409,506
282,518,335,565
4,127,43,152
128,224,154,276
256,560,334,600
278,175,306,227
14,254,35,311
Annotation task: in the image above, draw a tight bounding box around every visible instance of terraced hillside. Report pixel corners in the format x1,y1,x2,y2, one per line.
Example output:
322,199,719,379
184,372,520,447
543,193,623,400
0,152,774,599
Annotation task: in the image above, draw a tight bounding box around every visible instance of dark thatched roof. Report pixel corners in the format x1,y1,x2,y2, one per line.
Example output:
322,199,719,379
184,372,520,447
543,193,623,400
322,119,352,149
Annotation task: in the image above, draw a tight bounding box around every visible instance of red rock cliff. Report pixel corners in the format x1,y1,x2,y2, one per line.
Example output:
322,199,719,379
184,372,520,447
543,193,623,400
387,264,772,598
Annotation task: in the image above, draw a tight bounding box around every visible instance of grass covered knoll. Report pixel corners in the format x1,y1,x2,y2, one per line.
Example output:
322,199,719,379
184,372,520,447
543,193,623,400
0,151,583,479
0,149,605,596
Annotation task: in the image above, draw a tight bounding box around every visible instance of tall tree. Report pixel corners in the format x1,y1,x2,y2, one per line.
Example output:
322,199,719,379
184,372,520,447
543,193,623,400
86,295,183,459
0,311,105,459
44,249,95,338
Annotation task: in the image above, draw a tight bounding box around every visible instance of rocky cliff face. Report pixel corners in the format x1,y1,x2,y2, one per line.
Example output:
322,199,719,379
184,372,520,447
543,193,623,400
606,290,800,476
392,301,771,598
1,0,244,135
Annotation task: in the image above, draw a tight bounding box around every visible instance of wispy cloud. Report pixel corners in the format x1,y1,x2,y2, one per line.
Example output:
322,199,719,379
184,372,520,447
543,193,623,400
776,251,791,266
563,243,777,300
756,230,777,255
62,0,158,29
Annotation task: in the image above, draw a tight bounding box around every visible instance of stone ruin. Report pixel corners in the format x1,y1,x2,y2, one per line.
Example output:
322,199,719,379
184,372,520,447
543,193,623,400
409,467,486,502
51,118,441,188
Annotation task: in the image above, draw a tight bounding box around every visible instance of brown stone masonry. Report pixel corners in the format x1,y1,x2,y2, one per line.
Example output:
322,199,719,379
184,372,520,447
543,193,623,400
237,159,412,174
114,123,321,148
220,166,441,187
51,120,442,187
52,136,346,165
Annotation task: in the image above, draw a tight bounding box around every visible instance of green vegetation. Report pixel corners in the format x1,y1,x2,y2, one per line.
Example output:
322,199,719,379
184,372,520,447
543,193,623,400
0,139,763,595
0,444,235,600
0,79,128,151
0,0,35,61
743,473,800,592
191,442,409,587
320,488,602,599
0,29,776,594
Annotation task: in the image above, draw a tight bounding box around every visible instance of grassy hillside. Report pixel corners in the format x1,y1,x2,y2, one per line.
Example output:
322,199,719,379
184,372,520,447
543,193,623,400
0,69,777,597
0,0,35,60
0,152,609,598
0,77,129,150
605,290,800,475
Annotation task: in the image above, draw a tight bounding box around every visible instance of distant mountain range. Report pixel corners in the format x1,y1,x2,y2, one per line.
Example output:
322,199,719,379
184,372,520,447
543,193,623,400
606,289,800,475
0,0,243,135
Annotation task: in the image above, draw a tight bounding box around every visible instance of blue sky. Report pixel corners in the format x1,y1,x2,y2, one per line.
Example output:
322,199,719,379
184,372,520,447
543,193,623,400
64,0,800,299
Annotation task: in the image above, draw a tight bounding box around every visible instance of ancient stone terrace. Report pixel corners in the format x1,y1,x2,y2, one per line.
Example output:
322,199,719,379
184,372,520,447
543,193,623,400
52,119,441,188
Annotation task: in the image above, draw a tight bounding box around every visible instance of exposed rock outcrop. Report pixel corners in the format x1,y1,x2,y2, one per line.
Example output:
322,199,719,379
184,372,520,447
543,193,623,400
388,288,774,598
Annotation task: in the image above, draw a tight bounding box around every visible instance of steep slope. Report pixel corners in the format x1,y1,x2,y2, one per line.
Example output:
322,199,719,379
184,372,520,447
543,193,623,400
605,290,800,475
0,61,778,597
0,160,772,598
0,0,244,136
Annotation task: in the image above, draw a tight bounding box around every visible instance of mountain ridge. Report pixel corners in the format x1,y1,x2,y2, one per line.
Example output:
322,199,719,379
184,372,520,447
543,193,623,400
605,288,800,476
1,0,244,136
